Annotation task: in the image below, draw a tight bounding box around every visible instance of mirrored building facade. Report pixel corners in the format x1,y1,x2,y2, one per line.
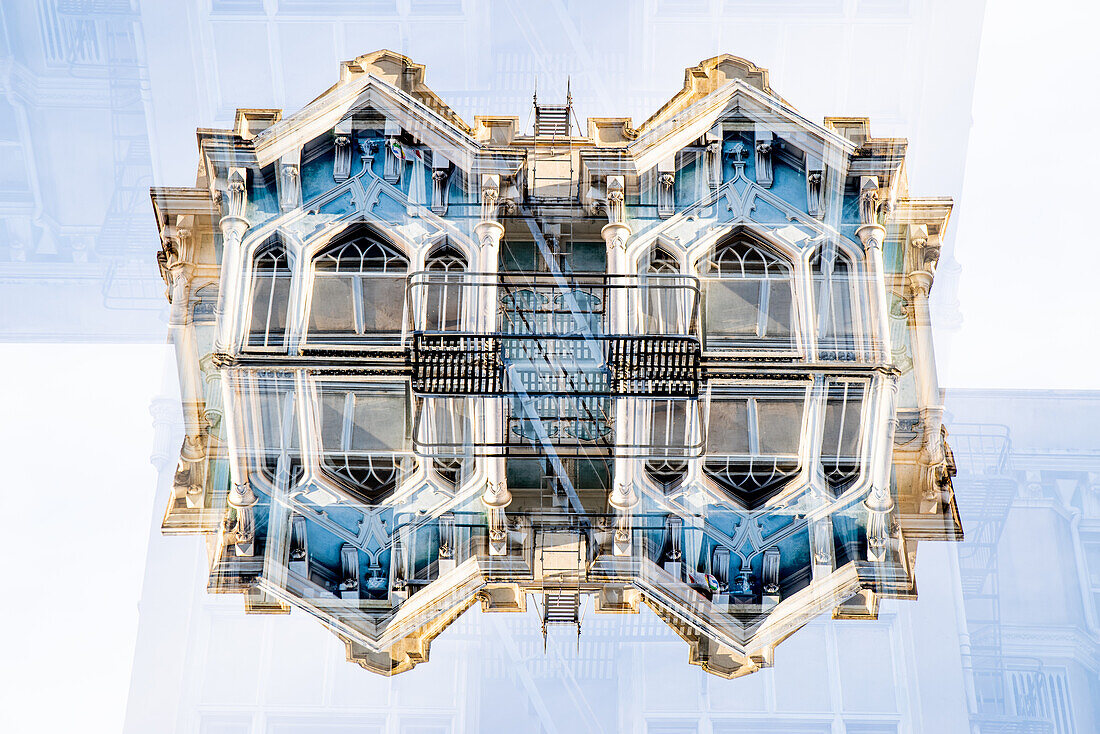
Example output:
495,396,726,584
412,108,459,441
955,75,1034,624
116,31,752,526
151,50,960,677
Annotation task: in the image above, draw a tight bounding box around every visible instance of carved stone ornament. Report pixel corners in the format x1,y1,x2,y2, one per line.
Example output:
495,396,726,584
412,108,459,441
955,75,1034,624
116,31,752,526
333,133,352,182
754,135,774,187
225,168,247,220
858,176,880,227
657,171,675,219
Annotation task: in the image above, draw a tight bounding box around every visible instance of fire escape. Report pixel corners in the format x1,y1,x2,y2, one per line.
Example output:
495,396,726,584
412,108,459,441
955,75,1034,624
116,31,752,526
952,423,1070,734
56,0,159,310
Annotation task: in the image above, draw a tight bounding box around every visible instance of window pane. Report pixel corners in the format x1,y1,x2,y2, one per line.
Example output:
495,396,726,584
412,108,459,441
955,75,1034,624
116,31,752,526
319,390,347,449
308,274,357,333
424,281,462,330
822,387,863,457
360,276,406,333
350,393,407,451
249,272,290,346
651,399,688,446
756,399,803,455
708,398,749,454
706,279,760,336
764,281,794,337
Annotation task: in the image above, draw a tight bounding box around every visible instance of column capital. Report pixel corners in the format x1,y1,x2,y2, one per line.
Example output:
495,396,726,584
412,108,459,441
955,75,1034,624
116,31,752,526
227,481,258,508
855,223,886,251
474,220,505,249
609,481,639,510
219,214,250,240
482,479,511,509
601,222,631,251
907,269,934,298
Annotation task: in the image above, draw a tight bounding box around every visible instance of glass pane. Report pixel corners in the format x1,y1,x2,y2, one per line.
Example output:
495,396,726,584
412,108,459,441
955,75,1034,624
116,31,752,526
360,276,406,333
249,272,290,346
651,399,688,446
424,281,462,330
308,274,357,334
706,279,760,336
764,281,794,338
756,399,804,455
319,390,347,449
707,398,749,454
822,389,863,457
350,392,407,451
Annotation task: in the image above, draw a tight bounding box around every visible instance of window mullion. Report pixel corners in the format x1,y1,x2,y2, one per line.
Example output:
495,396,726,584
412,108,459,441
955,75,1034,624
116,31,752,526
748,397,760,455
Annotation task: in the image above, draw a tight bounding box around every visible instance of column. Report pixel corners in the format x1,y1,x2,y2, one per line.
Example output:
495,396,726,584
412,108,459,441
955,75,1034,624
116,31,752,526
601,175,637,554
214,167,250,354
476,174,510,555
864,376,899,563
854,176,891,364
908,228,947,512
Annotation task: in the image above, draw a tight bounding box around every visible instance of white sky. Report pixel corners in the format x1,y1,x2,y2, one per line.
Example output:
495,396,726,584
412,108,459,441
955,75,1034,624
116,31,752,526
942,0,1100,389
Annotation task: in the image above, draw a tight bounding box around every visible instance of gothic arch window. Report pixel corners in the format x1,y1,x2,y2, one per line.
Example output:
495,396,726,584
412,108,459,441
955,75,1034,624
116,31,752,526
811,245,858,360
644,397,689,493
640,245,686,335
423,243,468,331
702,387,806,508
247,242,292,348
697,236,795,350
318,382,409,504
307,230,409,342
820,381,865,495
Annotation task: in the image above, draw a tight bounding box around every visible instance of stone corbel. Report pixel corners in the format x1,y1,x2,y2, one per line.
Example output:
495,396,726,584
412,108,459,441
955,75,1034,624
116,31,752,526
806,155,824,219
663,515,683,579
910,224,942,277
705,125,723,189
810,515,834,579
858,176,880,228
754,128,774,187
480,173,500,223
604,175,626,225
762,546,781,609
864,485,895,563
278,149,301,213
656,157,676,219
483,480,511,556
338,543,360,599
226,481,258,557
438,512,457,574
333,120,353,182
224,167,248,221
609,481,638,556
431,154,451,216
289,514,309,578
383,120,403,184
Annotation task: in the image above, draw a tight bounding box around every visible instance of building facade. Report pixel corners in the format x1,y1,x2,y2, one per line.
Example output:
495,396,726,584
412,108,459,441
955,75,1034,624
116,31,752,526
151,50,959,677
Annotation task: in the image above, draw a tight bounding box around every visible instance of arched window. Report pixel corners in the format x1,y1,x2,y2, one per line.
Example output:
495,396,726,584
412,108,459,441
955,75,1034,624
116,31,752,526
318,382,409,504
698,237,795,349
308,231,409,341
811,245,857,360
424,244,467,331
820,381,864,495
640,246,685,334
702,388,805,508
248,244,291,348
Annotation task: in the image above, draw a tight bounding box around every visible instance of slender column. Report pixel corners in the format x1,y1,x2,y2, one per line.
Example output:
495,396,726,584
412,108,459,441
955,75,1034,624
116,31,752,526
476,175,509,554
214,168,250,353
865,376,899,563
854,177,891,364
601,175,636,553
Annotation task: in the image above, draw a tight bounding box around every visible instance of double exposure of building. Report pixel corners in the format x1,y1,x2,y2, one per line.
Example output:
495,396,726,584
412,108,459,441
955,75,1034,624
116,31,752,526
151,50,960,677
